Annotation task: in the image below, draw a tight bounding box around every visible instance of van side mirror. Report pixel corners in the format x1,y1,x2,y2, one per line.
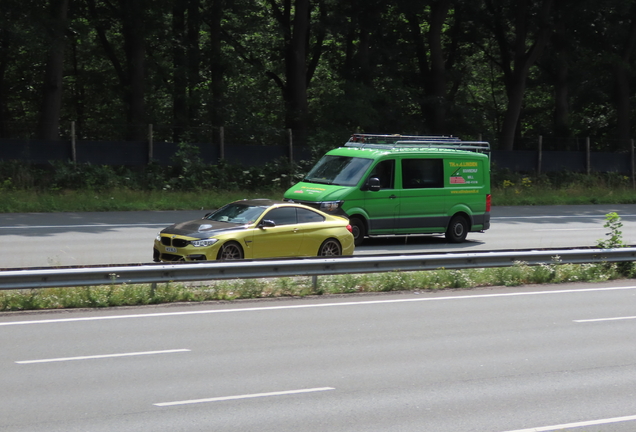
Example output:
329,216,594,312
258,219,276,228
368,177,381,192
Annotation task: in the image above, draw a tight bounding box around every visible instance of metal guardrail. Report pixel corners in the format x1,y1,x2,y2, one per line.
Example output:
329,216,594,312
1,248,636,290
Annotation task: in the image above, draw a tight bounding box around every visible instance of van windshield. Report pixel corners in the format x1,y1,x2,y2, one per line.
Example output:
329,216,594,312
303,155,373,186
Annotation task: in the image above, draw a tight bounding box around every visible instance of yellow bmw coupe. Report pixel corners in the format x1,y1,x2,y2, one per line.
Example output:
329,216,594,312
153,199,355,262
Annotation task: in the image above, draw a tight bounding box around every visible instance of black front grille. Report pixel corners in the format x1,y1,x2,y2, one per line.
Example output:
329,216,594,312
160,237,190,247
173,238,189,247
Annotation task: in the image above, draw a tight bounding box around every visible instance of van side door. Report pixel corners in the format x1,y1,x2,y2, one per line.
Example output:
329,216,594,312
397,158,447,233
363,159,398,234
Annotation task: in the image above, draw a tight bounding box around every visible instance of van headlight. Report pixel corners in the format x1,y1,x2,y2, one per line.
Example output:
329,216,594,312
320,201,343,212
191,238,219,247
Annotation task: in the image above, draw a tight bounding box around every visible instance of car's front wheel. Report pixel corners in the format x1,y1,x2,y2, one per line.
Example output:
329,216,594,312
217,241,244,260
318,239,342,256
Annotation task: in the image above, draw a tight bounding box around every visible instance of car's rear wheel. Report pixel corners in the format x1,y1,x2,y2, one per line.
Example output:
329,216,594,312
217,241,244,260
349,217,366,246
318,239,342,256
445,215,468,243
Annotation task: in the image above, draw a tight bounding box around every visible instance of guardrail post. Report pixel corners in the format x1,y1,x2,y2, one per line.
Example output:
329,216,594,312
312,274,319,291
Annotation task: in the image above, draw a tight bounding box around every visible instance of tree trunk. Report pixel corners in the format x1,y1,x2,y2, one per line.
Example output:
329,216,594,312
120,0,146,141
491,0,553,151
552,8,570,138
37,0,69,141
173,1,188,142
208,0,224,130
285,0,310,146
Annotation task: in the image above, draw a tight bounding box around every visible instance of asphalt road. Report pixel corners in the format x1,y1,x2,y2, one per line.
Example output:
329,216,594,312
1,281,636,431
1,205,636,268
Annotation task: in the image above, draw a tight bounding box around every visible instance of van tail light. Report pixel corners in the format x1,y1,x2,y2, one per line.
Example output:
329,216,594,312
346,224,353,233
486,194,491,212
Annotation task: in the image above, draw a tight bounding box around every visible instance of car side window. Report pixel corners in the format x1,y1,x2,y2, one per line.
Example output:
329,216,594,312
401,158,443,189
264,207,297,225
297,208,325,223
368,159,395,189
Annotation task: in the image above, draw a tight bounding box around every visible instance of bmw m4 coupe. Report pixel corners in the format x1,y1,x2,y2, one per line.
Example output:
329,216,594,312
153,199,355,262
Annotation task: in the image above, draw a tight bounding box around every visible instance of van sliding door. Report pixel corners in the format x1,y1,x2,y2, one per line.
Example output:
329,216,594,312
397,158,446,233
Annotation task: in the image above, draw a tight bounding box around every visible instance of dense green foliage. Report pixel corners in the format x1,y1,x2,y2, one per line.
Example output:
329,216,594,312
1,0,635,151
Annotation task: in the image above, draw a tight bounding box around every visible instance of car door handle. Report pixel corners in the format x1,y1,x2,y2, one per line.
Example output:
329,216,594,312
389,194,397,199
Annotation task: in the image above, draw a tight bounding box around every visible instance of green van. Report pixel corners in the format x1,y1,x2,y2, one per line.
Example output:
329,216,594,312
283,133,491,245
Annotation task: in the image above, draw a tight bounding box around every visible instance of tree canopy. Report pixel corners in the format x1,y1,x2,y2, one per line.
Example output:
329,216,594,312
0,0,634,150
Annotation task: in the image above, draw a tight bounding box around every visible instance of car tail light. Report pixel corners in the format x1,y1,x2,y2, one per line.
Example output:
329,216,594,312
486,194,491,212
346,224,353,233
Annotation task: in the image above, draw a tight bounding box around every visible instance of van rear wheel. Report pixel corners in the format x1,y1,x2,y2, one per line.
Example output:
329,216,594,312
349,217,366,246
446,215,468,243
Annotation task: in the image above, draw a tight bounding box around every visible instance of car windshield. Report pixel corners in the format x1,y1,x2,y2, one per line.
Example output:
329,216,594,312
205,203,267,224
303,155,373,186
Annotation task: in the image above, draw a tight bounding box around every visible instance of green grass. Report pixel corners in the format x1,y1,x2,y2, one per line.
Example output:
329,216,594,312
0,189,287,213
0,261,630,312
0,183,634,213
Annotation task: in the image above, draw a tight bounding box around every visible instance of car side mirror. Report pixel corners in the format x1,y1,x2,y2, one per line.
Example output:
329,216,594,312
368,177,381,192
258,219,276,228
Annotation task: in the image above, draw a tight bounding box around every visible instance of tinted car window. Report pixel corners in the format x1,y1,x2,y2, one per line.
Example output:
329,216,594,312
368,159,395,189
264,207,297,225
297,208,325,223
401,158,443,189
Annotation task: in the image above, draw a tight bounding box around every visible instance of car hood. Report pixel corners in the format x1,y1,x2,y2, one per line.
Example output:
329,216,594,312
161,219,248,239
284,182,349,202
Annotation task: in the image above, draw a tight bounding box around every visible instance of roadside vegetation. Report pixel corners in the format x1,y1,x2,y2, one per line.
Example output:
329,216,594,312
0,213,633,312
1,153,635,213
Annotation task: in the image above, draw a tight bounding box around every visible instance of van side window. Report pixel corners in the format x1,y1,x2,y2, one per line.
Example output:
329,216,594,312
368,159,395,189
401,159,443,189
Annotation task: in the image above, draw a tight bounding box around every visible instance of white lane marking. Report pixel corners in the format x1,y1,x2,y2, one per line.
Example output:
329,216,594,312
491,214,636,220
0,223,169,230
533,228,605,231
15,349,190,364
2,285,636,327
574,316,636,323
501,413,636,432
154,387,335,407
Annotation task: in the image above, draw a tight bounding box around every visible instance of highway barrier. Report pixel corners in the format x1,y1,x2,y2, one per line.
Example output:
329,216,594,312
1,247,636,291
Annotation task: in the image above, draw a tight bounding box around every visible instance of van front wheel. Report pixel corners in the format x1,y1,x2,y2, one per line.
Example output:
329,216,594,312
445,215,468,243
349,217,366,246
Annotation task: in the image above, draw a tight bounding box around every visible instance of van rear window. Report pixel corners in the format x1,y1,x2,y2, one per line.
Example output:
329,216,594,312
304,155,373,186
402,159,444,188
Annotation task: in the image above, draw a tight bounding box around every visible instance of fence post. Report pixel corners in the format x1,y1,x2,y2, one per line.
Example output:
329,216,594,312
630,138,636,189
71,121,76,164
219,126,225,161
586,137,591,175
288,129,294,187
537,135,542,176
148,124,153,162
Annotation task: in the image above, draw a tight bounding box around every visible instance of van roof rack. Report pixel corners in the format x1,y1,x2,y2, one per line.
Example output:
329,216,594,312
345,133,490,153
348,133,460,144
